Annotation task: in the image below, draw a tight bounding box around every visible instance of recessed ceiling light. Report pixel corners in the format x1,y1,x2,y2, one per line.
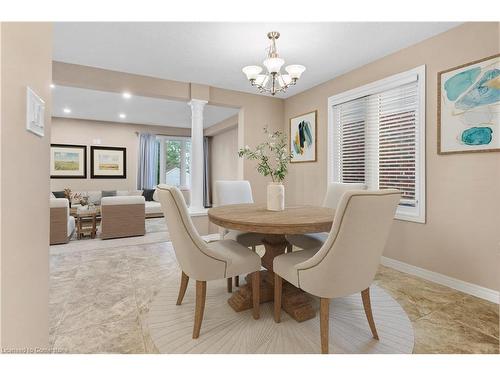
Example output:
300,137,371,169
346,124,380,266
63,108,71,114
122,92,132,99
119,113,126,119
50,84,55,89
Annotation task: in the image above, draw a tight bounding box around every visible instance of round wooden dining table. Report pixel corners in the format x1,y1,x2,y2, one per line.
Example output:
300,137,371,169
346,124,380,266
208,203,334,322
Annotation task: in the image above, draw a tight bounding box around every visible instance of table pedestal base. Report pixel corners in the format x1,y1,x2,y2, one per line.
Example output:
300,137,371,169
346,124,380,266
227,234,316,322
227,271,316,322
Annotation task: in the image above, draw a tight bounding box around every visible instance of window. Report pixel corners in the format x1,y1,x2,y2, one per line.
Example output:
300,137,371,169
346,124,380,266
328,66,425,223
157,136,191,188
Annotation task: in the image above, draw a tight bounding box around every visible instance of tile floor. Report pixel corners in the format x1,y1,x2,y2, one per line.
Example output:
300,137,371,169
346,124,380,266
49,236,499,354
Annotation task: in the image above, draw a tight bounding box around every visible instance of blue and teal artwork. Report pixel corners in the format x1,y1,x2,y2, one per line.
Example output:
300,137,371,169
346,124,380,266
290,111,317,162
439,55,499,153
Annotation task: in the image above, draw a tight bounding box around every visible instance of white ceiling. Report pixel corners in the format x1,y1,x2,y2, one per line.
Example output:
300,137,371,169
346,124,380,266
52,85,239,128
53,22,461,98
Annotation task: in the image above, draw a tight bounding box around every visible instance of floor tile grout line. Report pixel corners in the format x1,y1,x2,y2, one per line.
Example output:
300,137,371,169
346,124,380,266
125,251,151,353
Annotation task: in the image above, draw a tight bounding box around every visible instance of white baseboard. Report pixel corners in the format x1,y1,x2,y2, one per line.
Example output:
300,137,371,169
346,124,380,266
380,256,499,304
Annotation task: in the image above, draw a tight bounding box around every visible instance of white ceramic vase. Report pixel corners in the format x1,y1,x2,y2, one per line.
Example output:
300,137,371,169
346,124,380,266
267,182,285,211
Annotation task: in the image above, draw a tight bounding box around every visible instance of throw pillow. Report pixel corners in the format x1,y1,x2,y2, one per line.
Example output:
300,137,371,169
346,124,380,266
52,191,66,198
102,190,117,198
142,189,155,201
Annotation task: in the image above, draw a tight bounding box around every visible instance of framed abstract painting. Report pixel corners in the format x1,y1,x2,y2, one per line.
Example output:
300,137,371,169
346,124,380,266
90,146,127,178
438,54,500,154
50,144,87,179
289,110,317,163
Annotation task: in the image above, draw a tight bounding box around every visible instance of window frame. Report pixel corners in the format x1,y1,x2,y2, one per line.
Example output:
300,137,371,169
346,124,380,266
157,135,192,188
327,65,426,223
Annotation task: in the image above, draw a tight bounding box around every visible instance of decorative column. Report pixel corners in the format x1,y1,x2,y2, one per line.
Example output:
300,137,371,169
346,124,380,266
188,99,207,210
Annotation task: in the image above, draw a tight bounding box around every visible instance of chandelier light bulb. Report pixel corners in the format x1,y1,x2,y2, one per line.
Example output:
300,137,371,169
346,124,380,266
263,57,285,74
242,65,263,81
285,65,306,79
278,74,292,88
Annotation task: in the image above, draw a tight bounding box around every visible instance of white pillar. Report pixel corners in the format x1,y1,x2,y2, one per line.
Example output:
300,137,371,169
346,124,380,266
189,99,207,210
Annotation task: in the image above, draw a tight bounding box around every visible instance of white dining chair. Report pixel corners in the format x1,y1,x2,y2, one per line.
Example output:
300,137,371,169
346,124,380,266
274,189,401,353
286,182,367,250
157,184,262,339
214,180,264,291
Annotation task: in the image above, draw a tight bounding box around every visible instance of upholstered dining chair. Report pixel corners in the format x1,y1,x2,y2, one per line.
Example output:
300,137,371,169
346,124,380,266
286,182,367,251
157,184,262,339
214,180,264,291
274,189,400,353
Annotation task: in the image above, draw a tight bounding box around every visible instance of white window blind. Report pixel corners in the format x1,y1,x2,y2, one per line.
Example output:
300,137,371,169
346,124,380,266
334,97,366,183
330,66,425,223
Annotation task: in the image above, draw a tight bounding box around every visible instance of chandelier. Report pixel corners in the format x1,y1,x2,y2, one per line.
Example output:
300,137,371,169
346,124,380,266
242,31,306,96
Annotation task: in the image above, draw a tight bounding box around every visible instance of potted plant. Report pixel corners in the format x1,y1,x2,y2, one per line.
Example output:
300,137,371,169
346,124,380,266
238,127,293,211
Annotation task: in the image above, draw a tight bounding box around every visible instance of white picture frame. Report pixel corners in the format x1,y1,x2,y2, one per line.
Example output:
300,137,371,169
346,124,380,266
289,110,317,163
438,54,500,154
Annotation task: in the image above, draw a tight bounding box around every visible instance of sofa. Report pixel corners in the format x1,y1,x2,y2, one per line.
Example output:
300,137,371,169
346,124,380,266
101,196,146,239
50,198,76,245
60,187,191,218
62,189,164,218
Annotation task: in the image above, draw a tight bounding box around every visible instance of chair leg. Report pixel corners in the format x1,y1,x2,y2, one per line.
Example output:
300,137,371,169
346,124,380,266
286,243,292,253
227,277,232,293
252,271,260,319
361,288,379,340
193,280,206,339
251,245,256,252
320,298,330,354
274,273,282,323
176,271,189,305
235,275,239,287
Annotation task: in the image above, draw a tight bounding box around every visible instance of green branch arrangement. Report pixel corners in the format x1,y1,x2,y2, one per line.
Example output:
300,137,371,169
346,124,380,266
238,127,293,183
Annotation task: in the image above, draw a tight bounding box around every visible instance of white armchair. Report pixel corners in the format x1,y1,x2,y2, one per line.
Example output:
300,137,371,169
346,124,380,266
214,180,264,291
157,185,262,339
274,189,401,353
286,182,367,250
50,198,75,245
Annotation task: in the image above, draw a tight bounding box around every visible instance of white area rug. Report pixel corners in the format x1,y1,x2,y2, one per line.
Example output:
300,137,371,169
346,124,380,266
146,276,415,354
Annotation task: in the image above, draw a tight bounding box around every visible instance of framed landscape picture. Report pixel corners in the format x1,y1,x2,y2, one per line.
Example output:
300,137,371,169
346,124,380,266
289,110,317,163
50,144,87,179
90,146,127,178
438,53,500,154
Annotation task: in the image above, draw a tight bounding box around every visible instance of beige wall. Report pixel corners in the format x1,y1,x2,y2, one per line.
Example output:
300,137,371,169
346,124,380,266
209,87,285,202
204,114,238,137
53,62,285,204
50,117,190,192
0,22,52,349
284,22,500,290
209,125,239,205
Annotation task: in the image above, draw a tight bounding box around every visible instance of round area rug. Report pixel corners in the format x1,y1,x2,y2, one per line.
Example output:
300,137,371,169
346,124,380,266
146,272,414,354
